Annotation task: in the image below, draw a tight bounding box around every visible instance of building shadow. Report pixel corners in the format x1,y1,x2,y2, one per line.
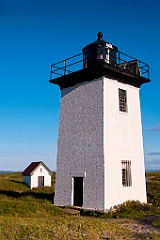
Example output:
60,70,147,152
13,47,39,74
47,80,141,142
10,179,28,186
0,190,55,202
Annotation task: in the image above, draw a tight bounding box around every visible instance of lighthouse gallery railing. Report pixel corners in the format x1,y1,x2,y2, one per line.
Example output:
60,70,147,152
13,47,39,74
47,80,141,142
50,48,149,80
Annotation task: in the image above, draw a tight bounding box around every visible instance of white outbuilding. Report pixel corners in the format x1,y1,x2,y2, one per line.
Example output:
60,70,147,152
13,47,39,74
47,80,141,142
22,161,52,189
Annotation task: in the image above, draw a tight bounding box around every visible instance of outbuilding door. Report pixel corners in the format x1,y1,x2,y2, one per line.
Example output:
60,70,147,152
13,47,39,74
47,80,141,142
73,177,83,207
38,176,44,187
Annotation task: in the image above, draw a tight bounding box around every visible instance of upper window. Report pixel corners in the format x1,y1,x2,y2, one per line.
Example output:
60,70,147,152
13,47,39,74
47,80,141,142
119,88,127,112
121,161,132,187
40,168,42,173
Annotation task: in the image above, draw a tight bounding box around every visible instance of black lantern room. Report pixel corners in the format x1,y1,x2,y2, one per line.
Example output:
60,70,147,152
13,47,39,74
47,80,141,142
82,32,118,69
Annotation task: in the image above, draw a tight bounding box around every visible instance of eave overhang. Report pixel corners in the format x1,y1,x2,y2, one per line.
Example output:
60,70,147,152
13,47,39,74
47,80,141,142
49,61,150,90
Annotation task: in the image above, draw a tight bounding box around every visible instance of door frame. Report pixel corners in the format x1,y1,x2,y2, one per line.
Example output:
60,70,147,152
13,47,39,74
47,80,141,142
72,177,84,207
71,172,86,206
38,176,44,187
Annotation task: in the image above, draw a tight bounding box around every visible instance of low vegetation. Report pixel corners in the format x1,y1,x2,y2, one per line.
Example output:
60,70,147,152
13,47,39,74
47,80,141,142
0,172,159,239
146,171,160,207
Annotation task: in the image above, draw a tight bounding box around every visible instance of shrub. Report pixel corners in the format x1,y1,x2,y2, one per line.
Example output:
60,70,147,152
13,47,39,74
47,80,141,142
80,200,160,219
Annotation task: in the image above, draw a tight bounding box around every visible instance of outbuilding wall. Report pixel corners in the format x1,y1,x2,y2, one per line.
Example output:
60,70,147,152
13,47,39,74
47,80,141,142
30,164,51,189
23,176,30,187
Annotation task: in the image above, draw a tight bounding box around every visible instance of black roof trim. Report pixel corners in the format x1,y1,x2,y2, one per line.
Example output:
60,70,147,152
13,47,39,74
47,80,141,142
49,61,150,90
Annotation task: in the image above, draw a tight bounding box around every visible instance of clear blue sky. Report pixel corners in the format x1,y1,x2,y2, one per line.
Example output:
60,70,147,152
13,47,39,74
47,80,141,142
0,0,159,171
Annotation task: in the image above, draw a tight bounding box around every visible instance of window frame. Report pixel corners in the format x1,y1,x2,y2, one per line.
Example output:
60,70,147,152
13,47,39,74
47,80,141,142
121,160,132,187
119,88,128,112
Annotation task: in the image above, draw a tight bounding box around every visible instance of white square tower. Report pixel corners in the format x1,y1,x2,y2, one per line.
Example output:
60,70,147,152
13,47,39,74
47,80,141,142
50,33,150,210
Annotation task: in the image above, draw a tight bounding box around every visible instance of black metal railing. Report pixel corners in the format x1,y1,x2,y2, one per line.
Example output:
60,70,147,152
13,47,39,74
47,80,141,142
50,48,149,80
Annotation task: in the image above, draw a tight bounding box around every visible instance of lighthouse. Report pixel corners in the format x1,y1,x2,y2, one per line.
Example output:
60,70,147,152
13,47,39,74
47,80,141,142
50,33,150,210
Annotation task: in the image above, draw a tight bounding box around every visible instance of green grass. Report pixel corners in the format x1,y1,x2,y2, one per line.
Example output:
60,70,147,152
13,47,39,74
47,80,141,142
0,215,133,240
146,171,160,207
0,172,159,239
153,218,160,227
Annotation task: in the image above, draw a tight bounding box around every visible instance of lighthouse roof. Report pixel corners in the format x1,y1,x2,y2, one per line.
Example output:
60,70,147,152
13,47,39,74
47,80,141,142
82,32,106,49
82,32,118,52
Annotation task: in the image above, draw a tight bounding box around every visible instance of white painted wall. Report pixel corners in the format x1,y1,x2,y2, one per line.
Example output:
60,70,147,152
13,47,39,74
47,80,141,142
103,77,147,209
54,75,147,210
23,164,51,189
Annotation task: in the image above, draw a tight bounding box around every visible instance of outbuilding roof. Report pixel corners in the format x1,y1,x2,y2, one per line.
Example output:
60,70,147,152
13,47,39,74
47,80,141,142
22,161,52,176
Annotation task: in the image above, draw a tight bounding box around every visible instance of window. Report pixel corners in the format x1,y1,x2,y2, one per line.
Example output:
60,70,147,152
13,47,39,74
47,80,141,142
97,46,105,59
40,168,42,173
121,161,132,187
119,89,127,112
